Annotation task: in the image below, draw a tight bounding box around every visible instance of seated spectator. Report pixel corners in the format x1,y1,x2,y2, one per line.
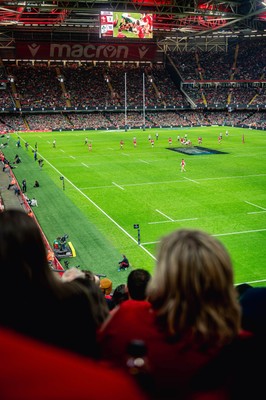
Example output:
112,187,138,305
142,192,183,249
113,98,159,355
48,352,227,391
127,268,151,300
34,180,40,188
0,209,107,359
62,267,109,327
38,159,44,169
30,198,38,207
14,185,20,196
98,229,250,399
0,327,147,400
118,254,129,271
235,282,253,300
13,154,21,164
100,277,115,310
7,177,16,190
239,287,266,337
112,284,129,308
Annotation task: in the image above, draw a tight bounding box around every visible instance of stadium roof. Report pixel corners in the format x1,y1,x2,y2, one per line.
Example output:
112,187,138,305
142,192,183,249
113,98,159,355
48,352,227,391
0,1,266,40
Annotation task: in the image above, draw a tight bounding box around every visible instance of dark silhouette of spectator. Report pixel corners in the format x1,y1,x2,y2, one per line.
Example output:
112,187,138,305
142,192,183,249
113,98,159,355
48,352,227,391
112,284,129,308
0,327,147,400
98,228,250,399
38,159,43,169
239,287,266,337
127,268,151,300
61,267,109,328
33,180,40,188
0,209,105,358
22,178,27,193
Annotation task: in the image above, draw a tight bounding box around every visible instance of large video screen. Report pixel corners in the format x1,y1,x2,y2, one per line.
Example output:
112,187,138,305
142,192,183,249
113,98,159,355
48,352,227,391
100,11,153,39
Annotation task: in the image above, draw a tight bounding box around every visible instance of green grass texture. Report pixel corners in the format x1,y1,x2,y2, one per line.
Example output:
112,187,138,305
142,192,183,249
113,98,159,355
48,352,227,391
3,125,266,290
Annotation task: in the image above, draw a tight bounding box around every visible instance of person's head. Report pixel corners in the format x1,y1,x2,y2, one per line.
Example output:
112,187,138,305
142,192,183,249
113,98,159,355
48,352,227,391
112,284,129,306
100,278,113,296
146,229,241,345
0,209,49,286
127,269,151,300
61,267,85,283
0,210,108,357
239,287,266,336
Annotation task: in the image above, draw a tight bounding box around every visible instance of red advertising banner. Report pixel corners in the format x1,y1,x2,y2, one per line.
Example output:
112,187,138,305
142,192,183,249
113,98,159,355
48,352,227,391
16,42,157,61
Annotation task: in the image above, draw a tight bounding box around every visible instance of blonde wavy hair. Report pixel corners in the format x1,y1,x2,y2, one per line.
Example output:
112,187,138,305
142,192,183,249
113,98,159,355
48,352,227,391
146,229,241,346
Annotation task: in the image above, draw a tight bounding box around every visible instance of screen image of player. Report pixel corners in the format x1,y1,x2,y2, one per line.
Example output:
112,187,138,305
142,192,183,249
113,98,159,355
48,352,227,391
100,11,153,39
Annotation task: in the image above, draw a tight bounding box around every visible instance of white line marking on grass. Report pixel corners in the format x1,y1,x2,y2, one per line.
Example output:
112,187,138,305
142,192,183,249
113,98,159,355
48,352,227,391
82,163,89,168
200,173,266,182
156,209,174,221
108,147,114,150
122,153,129,156
142,227,266,246
142,240,160,245
23,151,156,261
139,159,149,164
70,155,76,159
213,228,266,237
183,176,200,184
248,211,266,214
60,149,65,153
83,174,266,190
47,141,51,144
238,278,266,286
112,182,124,191
245,201,266,211
148,217,198,225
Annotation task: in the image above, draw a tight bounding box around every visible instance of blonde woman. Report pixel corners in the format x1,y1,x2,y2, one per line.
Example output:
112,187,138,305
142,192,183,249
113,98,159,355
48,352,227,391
98,229,251,398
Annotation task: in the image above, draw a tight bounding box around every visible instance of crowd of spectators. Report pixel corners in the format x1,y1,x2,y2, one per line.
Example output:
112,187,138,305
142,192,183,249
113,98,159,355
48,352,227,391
1,41,264,114
0,211,265,399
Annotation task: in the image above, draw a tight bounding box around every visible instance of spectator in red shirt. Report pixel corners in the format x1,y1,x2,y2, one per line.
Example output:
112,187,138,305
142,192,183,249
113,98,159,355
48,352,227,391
98,229,248,399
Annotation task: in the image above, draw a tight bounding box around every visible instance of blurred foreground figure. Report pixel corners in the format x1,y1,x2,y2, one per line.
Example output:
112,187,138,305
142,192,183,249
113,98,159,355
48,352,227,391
0,327,147,400
0,209,107,358
99,229,261,399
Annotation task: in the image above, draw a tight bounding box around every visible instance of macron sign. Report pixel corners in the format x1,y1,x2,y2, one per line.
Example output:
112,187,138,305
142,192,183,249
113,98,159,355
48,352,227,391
16,42,157,61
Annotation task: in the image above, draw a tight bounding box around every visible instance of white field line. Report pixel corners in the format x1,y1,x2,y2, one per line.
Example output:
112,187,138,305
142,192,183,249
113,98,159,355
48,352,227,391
183,176,200,184
139,159,149,164
248,211,266,214
149,217,198,225
60,149,65,152
142,227,266,244
81,163,89,168
80,173,266,190
112,182,124,191
156,209,174,221
245,200,266,211
70,155,76,159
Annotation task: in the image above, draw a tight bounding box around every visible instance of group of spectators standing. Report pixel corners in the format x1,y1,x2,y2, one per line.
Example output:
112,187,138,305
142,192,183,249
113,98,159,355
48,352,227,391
0,209,265,399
